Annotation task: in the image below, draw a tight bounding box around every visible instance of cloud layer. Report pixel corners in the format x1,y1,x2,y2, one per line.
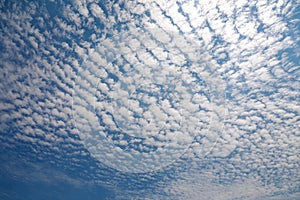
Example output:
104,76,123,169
0,0,299,199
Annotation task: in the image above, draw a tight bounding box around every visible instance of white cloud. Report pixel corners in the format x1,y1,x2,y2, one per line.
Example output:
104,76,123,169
1,0,299,199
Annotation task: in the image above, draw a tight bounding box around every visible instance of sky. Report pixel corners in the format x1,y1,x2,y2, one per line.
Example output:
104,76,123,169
0,0,299,199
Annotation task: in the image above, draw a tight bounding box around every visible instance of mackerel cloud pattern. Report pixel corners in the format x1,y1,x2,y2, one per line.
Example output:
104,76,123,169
0,0,299,199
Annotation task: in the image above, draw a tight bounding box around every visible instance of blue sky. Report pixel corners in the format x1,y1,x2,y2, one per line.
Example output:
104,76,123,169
0,0,299,199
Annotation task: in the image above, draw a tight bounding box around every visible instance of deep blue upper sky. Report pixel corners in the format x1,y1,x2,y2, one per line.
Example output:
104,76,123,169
0,0,299,199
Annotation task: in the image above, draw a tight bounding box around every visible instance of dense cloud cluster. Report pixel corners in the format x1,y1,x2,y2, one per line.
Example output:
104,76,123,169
0,0,299,199
72,27,227,173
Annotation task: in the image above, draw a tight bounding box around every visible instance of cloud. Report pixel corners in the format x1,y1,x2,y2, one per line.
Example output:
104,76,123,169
0,0,299,199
